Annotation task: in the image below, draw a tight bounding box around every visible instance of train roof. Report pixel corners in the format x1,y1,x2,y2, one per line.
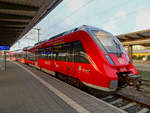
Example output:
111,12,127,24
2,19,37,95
34,39,48,46
23,46,33,51
27,25,106,51
9,49,24,53
48,25,100,41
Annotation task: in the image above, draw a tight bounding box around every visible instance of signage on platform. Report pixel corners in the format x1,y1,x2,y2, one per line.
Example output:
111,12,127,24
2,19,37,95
0,46,9,50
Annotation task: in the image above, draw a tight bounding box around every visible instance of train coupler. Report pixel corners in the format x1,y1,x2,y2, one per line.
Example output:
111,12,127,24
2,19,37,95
126,74,142,91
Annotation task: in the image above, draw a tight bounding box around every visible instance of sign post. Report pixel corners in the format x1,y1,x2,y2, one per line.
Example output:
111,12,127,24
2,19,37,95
0,46,9,71
0,51,6,71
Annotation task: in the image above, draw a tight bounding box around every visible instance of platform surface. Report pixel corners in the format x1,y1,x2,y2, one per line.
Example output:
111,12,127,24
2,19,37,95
0,61,125,113
134,63,150,72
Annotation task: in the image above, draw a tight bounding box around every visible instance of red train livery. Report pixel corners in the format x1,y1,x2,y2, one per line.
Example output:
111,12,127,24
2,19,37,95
8,25,141,92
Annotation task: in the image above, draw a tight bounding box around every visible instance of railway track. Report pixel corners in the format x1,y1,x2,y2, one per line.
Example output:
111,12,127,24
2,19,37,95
56,72,150,113
94,79,150,113
141,79,150,87
98,94,150,113
24,62,150,113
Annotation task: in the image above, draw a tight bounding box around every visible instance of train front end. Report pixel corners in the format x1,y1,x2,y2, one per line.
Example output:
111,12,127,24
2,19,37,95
89,28,141,91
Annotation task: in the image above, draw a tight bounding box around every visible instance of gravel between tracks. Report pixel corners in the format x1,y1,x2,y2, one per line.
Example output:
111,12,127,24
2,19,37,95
117,85,150,106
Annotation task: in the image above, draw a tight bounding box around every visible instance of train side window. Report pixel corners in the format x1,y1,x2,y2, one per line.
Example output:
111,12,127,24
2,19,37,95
58,44,67,61
53,47,59,61
47,47,52,60
45,48,51,59
66,43,73,62
73,41,90,64
37,49,41,59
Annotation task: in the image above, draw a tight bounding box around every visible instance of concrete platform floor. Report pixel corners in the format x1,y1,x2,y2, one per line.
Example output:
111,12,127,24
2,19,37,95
0,61,125,113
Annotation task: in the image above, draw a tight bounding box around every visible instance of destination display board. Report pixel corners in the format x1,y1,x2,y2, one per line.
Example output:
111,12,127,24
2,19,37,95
0,51,6,71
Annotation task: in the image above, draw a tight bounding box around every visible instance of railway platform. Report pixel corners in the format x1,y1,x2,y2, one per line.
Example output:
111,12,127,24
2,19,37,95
134,63,150,72
0,61,125,113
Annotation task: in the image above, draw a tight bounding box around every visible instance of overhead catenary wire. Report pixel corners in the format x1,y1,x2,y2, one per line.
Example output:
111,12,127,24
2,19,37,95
43,0,133,38
14,0,150,50
48,0,150,34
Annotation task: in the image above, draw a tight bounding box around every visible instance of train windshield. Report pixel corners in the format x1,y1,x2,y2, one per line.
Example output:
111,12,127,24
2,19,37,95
91,30,124,54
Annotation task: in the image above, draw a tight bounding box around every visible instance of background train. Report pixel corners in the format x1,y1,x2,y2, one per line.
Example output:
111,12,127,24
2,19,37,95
7,25,141,92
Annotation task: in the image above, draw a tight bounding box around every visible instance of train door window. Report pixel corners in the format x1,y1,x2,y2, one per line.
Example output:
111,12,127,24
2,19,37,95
53,46,59,61
43,48,48,59
66,43,73,62
48,47,51,60
37,49,41,59
51,47,54,60
58,44,67,61
39,48,45,59
40,49,43,59
35,49,39,60
43,48,47,59
45,47,51,59
31,52,35,61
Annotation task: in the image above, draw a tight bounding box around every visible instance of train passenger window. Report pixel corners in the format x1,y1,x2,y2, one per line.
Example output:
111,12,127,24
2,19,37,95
66,43,73,62
58,44,67,61
27,52,35,61
46,47,52,60
73,41,90,64
36,41,90,63
44,48,50,59
53,46,60,61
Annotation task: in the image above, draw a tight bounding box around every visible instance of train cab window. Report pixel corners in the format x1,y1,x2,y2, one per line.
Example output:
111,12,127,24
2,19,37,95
91,30,124,54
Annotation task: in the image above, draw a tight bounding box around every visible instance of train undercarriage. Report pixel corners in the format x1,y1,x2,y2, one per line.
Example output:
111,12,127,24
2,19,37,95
117,72,142,90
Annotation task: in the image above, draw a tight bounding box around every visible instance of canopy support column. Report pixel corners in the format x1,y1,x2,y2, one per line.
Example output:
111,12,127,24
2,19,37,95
127,45,133,60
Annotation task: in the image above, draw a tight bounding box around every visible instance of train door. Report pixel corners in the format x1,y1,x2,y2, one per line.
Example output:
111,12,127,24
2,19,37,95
66,43,75,77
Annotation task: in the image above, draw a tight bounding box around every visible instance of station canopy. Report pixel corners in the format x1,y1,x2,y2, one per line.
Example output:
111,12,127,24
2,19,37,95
116,29,150,46
0,0,62,47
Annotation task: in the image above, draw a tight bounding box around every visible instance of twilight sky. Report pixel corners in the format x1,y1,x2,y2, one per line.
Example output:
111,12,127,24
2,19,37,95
11,0,150,50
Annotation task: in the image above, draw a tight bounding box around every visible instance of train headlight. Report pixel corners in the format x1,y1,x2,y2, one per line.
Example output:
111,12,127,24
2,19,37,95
125,54,130,64
105,54,115,65
109,80,118,89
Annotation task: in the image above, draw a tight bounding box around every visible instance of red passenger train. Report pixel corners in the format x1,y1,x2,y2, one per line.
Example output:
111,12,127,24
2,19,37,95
8,25,141,92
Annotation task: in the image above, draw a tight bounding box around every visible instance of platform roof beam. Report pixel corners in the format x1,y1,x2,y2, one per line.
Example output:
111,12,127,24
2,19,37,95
117,29,150,46
0,0,62,47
